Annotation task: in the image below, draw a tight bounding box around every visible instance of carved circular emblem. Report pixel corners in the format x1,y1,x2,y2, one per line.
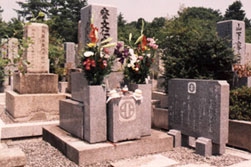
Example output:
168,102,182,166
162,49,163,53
188,82,196,94
119,101,135,120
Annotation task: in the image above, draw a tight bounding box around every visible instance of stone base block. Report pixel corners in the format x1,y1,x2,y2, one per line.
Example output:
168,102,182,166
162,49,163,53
107,97,141,142
13,73,58,94
196,137,212,157
58,81,68,93
1,121,59,139
152,107,168,130
71,71,87,102
168,129,181,147
0,147,26,167
129,84,152,136
43,126,173,166
59,99,84,139
5,90,66,122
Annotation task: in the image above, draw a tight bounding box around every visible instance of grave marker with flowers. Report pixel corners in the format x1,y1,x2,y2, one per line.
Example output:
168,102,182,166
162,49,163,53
114,21,159,136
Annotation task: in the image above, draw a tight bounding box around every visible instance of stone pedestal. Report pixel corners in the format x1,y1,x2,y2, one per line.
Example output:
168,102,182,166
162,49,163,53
13,73,58,94
129,83,152,136
60,86,107,143
83,85,107,143
59,99,84,139
107,96,141,142
5,91,65,122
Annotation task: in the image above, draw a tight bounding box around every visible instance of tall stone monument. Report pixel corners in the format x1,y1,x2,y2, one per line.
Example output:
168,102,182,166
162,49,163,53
80,4,117,49
168,79,229,155
217,20,245,64
5,23,66,122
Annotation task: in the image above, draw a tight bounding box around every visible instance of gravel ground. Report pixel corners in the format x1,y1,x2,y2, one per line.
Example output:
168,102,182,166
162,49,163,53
4,137,246,167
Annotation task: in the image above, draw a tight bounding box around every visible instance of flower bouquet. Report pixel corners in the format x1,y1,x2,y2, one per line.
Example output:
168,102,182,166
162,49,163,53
80,23,116,85
114,22,158,84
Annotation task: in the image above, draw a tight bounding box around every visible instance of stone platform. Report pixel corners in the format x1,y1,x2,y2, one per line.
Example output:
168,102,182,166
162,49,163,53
43,126,173,166
5,91,66,122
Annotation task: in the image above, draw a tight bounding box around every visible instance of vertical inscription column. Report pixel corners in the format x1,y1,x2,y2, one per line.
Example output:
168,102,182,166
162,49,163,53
24,23,49,73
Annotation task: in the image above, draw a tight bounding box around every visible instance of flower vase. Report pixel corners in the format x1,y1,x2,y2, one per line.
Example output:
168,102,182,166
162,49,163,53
83,85,107,143
129,83,152,136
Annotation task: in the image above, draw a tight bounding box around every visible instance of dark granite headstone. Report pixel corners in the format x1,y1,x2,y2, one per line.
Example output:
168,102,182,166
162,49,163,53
168,79,229,154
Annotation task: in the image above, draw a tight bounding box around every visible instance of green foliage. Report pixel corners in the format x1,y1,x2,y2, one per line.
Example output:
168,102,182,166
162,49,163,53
224,1,245,20
0,57,8,87
161,7,236,93
48,36,65,81
230,86,251,121
16,0,87,43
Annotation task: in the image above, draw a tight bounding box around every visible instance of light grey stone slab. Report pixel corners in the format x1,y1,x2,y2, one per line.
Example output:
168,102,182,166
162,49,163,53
71,71,87,102
129,83,152,136
59,99,84,139
107,96,141,142
64,42,76,69
43,126,173,166
1,121,59,139
83,85,107,143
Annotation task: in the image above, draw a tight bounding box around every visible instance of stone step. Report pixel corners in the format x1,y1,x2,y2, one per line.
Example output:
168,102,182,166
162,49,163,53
43,126,173,166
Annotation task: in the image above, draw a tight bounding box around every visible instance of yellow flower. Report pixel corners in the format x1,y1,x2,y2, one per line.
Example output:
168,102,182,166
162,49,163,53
87,43,96,48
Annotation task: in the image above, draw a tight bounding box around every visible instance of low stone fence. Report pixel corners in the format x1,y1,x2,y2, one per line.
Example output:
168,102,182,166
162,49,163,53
228,119,251,152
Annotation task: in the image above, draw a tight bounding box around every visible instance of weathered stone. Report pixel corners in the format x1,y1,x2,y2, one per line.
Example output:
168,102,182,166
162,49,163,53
129,83,152,136
152,107,168,130
1,121,58,139
107,96,141,142
58,81,68,93
0,147,26,167
196,137,212,157
5,90,65,122
71,71,87,102
168,129,181,147
24,23,49,73
168,79,229,155
64,42,76,69
83,85,107,143
217,20,245,64
152,91,168,108
228,120,251,152
59,99,84,139
13,73,58,94
80,4,117,47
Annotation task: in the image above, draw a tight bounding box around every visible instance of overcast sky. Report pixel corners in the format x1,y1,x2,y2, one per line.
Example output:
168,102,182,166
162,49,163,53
1,0,251,22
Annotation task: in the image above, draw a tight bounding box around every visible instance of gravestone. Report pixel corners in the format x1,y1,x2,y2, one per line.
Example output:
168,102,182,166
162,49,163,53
217,20,245,64
23,23,49,73
64,42,76,70
2,38,18,87
5,23,65,122
80,4,117,47
168,79,229,155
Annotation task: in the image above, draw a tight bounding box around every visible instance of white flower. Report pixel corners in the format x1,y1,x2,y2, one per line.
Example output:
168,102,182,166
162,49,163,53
84,51,94,57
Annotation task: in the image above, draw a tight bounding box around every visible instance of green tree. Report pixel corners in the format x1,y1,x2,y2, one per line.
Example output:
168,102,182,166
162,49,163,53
161,8,236,93
48,0,87,42
16,0,50,21
224,1,245,20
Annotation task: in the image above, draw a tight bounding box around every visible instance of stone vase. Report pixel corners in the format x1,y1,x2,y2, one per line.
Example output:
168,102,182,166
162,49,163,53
129,83,152,136
83,85,107,143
